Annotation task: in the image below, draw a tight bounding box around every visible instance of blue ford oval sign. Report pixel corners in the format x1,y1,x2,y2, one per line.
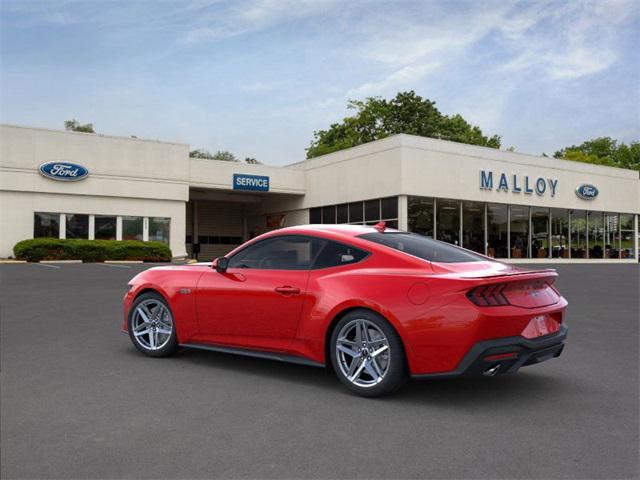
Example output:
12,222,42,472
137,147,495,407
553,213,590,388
39,161,89,182
575,184,598,200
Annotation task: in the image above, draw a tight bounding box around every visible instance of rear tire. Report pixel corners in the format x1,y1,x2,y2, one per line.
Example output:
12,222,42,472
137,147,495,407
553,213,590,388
128,292,178,357
330,309,408,397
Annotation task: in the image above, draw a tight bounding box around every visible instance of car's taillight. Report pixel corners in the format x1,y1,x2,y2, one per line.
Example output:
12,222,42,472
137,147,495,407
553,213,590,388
468,278,560,308
467,283,510,306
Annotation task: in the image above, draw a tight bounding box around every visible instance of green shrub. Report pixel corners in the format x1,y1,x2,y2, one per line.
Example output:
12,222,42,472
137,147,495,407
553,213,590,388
13,238,172,262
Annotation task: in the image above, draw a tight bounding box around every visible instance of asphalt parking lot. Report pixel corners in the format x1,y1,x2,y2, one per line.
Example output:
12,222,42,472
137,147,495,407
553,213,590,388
1,263,638,479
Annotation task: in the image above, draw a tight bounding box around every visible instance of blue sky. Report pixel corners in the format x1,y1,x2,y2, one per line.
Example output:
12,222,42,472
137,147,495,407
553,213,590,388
2,0,639,165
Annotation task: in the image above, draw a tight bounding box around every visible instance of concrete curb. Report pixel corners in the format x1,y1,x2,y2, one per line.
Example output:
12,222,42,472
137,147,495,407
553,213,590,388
103,260,144,264
40,260,83,264
0,259,27,264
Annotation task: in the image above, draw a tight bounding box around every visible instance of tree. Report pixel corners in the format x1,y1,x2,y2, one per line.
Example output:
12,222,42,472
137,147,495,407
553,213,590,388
189,149,239,162
64,119,94,133
189,149,215,159
554,137,640,172
211,150,238,162
306,91,501,158
244,157,262,164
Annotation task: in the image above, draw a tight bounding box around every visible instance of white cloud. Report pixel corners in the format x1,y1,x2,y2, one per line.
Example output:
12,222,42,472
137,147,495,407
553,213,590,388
358,5,511,67
183,0,340,44
499,0,637,80
2,0,637,164
347,63,440,97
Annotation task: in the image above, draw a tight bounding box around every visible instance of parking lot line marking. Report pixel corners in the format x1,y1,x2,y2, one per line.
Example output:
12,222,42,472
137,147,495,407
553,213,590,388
36,263,61,269
97,263,132,269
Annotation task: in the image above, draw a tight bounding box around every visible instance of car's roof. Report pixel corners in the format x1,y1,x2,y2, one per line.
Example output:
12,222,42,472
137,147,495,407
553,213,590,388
269,224,394,239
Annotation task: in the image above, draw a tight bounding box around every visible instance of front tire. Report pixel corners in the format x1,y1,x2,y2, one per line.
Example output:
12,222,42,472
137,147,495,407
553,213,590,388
330,309,408,397
128,292,178,357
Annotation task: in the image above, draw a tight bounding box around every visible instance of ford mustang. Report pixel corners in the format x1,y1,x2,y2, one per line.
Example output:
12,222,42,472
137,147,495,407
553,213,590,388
123,223,568,397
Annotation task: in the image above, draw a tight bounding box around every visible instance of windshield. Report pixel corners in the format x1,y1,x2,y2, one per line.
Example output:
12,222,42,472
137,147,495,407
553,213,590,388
358,232,486,263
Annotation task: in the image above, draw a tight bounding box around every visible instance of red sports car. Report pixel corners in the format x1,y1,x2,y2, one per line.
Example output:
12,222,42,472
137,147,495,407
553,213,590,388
123,223,567,397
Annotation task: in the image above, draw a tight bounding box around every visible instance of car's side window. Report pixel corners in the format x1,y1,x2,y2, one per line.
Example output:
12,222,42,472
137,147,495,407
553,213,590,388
227,235,326,270
312,240,369,269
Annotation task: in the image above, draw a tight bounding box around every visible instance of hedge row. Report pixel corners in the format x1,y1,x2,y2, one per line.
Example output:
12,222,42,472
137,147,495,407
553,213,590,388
13,238,172,262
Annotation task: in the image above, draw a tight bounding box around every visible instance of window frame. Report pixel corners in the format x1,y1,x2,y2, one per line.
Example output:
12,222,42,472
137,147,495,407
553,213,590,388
65,213,89,239
310,239,371,270
225,234,371,271
33,212,61,238
94,214,118,241
226,234,327,271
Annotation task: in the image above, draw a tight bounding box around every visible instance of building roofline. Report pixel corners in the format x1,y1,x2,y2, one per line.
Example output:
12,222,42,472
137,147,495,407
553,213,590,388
0,123,189,147
288,133,639,179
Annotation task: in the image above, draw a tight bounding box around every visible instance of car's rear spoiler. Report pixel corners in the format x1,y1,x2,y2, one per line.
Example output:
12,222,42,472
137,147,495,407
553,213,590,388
458,269,558,281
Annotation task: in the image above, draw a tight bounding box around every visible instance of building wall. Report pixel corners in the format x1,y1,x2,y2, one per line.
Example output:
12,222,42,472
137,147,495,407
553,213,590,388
246,207,309,238
1,125,638,262
398,135,639,213
189,157,305,195
285,137,404,208
282,134,639,214
0,124,189,258
271,135,639,264
193,200,244,260
0,190,186,257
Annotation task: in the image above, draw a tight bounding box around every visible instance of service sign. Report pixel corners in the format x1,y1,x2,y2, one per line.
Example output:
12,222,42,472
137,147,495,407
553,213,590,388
233,173,269,192
39,161,89,182
575,184,599,200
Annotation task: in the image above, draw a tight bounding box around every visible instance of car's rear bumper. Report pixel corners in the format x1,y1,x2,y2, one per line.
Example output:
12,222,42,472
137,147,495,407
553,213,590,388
411,324,568,379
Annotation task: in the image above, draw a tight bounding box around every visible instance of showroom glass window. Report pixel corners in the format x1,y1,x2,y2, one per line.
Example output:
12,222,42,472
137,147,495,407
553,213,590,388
462,201,485,254
603,213,619,259
348,202,363,224
570,210,587,258
531,207,550,258
364,199,380,224
310,197,397,227
550,209,569,259
149,217,170,244
588,211,604,258
95,215,117,240
336,204,348,224
620,214,636,259
487,203,508,258
122,216,143,241
309,208,321,223
34,212,59,238
65,214,89,239
380,197,398,222
228,235,325,270
322,205,336,224
510,205,529,259
436,199,460,245
360,198,398,228
408,196,433,237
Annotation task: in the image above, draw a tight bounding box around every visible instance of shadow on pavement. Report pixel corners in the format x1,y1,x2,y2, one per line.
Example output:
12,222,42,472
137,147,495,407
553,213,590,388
121,342,572,405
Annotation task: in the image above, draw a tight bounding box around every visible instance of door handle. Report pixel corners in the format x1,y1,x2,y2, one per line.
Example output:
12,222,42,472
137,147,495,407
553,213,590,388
275,286,301,295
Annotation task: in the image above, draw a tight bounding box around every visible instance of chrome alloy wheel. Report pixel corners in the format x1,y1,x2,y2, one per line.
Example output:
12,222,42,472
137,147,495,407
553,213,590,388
336,319,391,388
131,299,173,351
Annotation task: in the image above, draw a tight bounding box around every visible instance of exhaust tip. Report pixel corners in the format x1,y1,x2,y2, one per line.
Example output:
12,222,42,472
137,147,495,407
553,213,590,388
483,364,501,377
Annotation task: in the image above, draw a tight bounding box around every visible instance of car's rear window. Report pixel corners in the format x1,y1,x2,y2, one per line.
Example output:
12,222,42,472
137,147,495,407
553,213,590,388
358,232,485,263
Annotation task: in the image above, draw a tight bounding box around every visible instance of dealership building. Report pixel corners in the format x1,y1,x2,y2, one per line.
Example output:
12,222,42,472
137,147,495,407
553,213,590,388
1,123,638,262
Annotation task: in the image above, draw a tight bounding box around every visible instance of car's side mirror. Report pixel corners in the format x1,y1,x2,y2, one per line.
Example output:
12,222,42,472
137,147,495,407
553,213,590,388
214,256,229,273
